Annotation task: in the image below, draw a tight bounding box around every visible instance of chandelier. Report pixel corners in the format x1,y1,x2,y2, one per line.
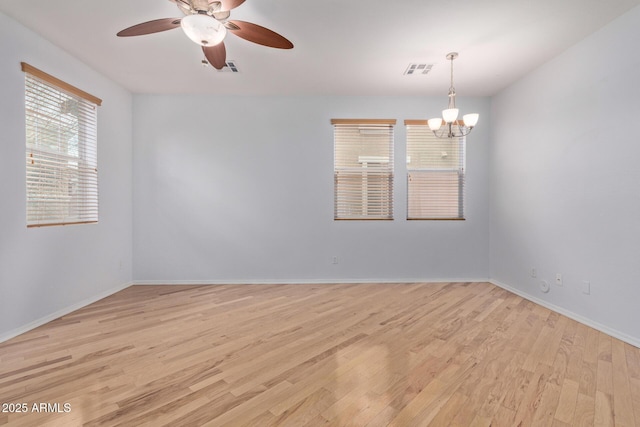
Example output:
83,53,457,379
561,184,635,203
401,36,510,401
428,52,479,138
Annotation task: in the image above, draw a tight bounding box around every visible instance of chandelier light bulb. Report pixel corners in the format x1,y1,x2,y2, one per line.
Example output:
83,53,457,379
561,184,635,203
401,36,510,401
181,14,227,46
428,118,443,131
463,113,479,128
442,108,459,123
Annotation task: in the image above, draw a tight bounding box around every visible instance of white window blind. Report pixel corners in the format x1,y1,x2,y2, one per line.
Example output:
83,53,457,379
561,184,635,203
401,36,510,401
405,120,465,220
332,119,395,220
22,62,102,227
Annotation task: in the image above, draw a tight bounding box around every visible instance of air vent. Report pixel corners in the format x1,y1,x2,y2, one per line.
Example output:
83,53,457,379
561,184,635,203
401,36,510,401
404,63,433,75
216,60,239,73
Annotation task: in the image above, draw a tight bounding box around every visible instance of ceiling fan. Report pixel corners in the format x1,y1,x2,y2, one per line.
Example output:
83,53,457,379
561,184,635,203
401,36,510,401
117,0,293,70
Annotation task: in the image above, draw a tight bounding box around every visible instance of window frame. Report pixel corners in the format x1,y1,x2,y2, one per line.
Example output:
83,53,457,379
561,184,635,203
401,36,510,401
332,119,396,220
405,119,466,220
22,62,102,228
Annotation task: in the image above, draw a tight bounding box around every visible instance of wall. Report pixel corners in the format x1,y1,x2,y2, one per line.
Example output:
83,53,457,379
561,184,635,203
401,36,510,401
0,12,133,341
490,6,640,345
133,95,491,283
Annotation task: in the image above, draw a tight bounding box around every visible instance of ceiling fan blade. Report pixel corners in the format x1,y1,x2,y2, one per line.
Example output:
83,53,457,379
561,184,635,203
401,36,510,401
117,18,182,37
219,0,245,11
203,43,227,70
228,20,293,49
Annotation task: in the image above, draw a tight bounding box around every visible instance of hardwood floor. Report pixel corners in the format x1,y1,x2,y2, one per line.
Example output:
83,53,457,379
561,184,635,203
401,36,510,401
1,282,639,426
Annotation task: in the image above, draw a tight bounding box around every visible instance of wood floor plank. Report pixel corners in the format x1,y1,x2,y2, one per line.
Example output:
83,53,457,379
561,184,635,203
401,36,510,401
548,318,576,387
0,282,638,426
267,387,334,427
594,390,614,427
611,339,637,426
627,343,640,380
554,379,579,424
565,323,588,385
427,391,468,426
573,392,596,426
598,332,613,363
531,381,562,426
506,362,553,426
630,377,640,426
579,327,600,397
596,359,613,397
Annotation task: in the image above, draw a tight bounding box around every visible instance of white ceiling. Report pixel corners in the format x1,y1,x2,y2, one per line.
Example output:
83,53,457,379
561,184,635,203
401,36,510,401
1,0,639,96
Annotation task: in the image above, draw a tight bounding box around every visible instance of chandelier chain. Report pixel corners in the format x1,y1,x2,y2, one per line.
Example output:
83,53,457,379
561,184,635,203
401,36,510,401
448,54,456,109
450,55,454,90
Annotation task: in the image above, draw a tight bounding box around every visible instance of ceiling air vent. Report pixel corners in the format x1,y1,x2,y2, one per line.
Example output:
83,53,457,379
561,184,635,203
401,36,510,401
216,60,240,73
404,63,433,75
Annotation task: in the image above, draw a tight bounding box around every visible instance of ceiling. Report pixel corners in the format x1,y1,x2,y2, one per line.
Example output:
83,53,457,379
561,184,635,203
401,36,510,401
1,0,639,96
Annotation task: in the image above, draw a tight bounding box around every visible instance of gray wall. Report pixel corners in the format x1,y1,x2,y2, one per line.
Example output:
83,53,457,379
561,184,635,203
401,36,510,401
490,6,640,344
132,95,491,283
0,12,134,340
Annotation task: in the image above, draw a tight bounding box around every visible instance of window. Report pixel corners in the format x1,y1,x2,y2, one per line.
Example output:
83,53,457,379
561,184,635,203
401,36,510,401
332,119,395,220
22,63,102,227
405,120,465,220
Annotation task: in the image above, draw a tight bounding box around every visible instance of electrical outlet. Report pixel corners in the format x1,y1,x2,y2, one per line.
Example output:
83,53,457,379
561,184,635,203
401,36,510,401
582,280,590,295
332,256,338,265
530,268,537,278
555,273,562,286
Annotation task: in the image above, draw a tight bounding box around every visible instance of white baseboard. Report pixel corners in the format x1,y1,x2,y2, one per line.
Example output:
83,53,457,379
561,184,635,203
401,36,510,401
133,278,490,286
490,279,640,349
0,281,133,344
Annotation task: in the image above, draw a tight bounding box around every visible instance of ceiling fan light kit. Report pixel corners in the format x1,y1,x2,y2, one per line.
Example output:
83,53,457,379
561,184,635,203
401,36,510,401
116,0,293,70
181,13,227,46
428,52,479,139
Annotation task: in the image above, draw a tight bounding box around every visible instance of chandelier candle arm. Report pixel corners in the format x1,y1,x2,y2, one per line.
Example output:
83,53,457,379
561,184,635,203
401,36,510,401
427,52,479,138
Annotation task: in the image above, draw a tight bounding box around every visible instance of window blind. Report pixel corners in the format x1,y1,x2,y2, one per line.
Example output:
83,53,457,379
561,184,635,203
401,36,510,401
332,119,395,220
23,63,101,227
405,120,465,220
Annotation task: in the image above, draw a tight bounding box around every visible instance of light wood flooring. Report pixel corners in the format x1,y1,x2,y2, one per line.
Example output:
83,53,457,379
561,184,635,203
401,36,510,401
1,282,639,426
